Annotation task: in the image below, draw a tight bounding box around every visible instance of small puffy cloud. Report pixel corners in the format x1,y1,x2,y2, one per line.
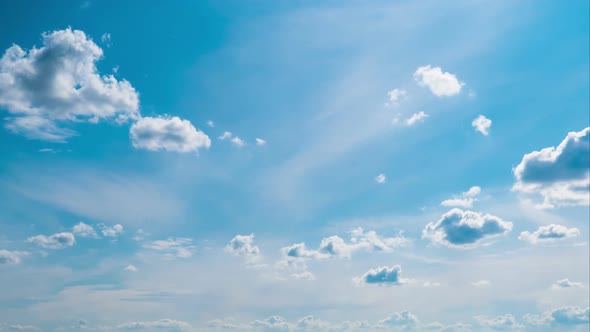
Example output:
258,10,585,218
225,234,260,257
471,280,491,287
405,111,429,126
123,265,138,272
519,224,580,244
231,136,245,147
219,131,233,140
98,223,123,237
423,208,512,248
72,222,98,238
354,265,407,286
551,278,583,289
513,127,590,208
386,88,407,106
441,186,481,208
414,65,463,97
0,250,29,264
374,173,386,184
0,28,139,141
27,232,75,249
130,116,211,153
475,314,523,330
206,120,214,127
116,319,192,330
143,238,194,258
524,306,589,326
256,138,266,146
377,311,419,329
472,115,492,136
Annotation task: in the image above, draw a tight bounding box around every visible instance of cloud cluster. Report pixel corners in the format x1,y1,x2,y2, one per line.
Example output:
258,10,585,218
353,265,407,286
0,28,139,141
414,65,463,97
423,208,512,248
518,224,580,244
98,223,124,237
130,116,211,153
225,234,261,257
440,186,481,208
513,127,590,208
27,232,75,249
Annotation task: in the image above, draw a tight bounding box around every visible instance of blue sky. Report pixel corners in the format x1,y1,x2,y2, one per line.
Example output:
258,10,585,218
0,0,588,331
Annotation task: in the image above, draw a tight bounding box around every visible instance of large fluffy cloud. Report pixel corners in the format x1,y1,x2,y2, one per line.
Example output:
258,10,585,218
414,65,463,97
0,28,139,141
518,224,580,244
422,209,512,248
513,127,589,207
26,232,75,249
130,116,211,153
353,265,407,286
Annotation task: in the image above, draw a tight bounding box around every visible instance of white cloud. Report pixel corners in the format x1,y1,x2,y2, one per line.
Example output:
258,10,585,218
225,234,260,257
524,306,589,326
386,88,407,106
513,127,589,208
218,131,233,140
98,223,123,237
0,28,139,141
441,186,481,208
206,120,214,127
414,65,463,97
405,111,429,126
130,116,211,153
377,311,419,329
143,237,194,258
475,314,523,330
251,316,292,330
551,278,584,289
423,208,512,248
472,115,492,136
374,173,386,184
231,136,245,147
519,224,580,244
116,319,192,330
471,280,491,287
256,138,266,146
72,222,98,238
123,265,138,272
27,232,75,249
353,265,407,286
100,33,111,47
0,250,29,264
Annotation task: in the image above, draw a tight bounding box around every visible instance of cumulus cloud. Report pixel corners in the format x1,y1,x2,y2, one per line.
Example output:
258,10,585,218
72,222,98,238
518,224,580,244
98,223,123,237
551,278,584,289
231,136,245,147
423,208,512,248
414,65,463,97
386,88,407,106
475,314,523,330
405,111,429,126
225,234,260,257
256,138,266,146
0,28,139,141
524,306,589,326
219,131,233,140
472,115,492,136
0,250,29,264
27,232,75,249
354,265,407,286
143,238,194,258
513,127,590,208
441,186,481,208
374,173,386,184
130,116,211,153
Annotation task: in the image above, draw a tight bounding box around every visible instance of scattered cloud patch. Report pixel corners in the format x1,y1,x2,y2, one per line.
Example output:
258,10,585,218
98,223,123,237
206,120,214,127
414,65,463,97
100,33,111,47
386,88,407,106
441,186,481,208
231,136,245,147
519,224,580,244
256,138,266,146
524,306,589,326
551,278,583,290
116,319,192,330
0,250,29,264
130,116,211,153
143,238,194,258
123,265,138,272
218,131,233,140
72,222,99,238
405,111,429,126
374,173,386,184
354,265,407,286
423,208,512,248
377,311,419,329
27,232,75,249
472,115,492,136
0,28,139,141
513,127,590,208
